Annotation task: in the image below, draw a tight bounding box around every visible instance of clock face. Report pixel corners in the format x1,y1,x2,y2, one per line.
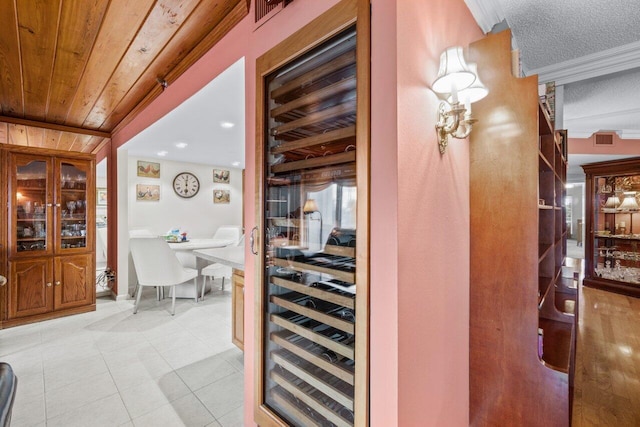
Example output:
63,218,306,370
173,172,200,198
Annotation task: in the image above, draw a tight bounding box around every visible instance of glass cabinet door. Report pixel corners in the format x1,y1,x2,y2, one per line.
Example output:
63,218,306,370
56,159,90,252
591,174,640,285
260,26,360,426
12,154,53,256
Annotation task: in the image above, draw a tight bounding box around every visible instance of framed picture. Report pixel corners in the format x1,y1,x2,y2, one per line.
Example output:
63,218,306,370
213,189,230,204
557,129,568,160
213,169,230,183
97,188,108,206
136,184,160,201
137,161,161,178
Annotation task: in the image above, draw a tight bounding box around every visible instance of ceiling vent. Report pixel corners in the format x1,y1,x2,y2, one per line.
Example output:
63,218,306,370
594,133,615,146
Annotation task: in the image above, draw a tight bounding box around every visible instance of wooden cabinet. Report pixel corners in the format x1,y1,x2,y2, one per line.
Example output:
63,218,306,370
254,1,369,425
8,258,53,319
1,146,95,328
582,157,640,297
232,268,244,350
55,254,94,310
470,30,574,426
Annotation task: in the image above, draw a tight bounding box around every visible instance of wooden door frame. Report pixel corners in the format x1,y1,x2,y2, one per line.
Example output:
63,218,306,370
253,0,371,425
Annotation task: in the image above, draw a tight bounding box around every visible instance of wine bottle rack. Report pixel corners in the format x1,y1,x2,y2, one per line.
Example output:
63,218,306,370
255,2,369,425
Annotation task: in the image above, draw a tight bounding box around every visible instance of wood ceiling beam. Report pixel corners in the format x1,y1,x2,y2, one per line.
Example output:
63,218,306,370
111,0,249,136
0,116,111,138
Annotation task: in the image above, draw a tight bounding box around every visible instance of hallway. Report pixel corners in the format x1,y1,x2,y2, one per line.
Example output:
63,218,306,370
573,284,640,425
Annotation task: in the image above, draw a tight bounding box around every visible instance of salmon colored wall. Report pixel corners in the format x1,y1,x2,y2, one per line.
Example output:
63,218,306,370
569,135,640,155
370,0,399,424
395,1,481,425
112,0,482,425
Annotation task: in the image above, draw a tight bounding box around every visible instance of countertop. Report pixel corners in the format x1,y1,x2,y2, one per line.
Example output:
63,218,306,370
193,246,245,271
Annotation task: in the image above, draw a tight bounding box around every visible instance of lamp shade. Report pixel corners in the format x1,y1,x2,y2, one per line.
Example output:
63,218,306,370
448,63,488,104
619,192,639,211
604,196,620,209
432,47,476,94
303,199,319,214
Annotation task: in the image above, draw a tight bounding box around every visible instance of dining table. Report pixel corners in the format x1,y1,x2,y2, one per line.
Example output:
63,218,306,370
193,245,245,273
167,238,236,252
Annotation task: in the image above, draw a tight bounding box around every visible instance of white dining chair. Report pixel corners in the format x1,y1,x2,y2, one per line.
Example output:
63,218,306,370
129,237,199,315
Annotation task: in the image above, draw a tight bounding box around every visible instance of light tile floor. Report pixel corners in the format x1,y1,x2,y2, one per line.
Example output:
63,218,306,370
0,280,244,427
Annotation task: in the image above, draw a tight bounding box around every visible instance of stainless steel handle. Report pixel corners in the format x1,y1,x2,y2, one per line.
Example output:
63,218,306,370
46,282,52,287
250,226,258,255
0,276,6,287
55,281,61,286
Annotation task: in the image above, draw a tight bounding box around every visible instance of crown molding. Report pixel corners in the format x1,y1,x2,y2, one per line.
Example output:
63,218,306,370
565,106,640,139
529,40,640,85
464,0,504,33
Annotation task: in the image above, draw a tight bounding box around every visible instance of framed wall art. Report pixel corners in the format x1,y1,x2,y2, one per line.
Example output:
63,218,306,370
136,184,160,201
97,188,108,206
213,169,230,183
137,160,161,178
213,189,230,204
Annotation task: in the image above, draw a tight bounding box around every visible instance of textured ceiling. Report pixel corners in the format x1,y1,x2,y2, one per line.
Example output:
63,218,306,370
464,0,640,181
564,70,640,137
501,0,640,70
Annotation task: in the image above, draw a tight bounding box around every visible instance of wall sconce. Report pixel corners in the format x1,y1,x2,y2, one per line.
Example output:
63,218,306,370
303,199,323,248
432,47,488,154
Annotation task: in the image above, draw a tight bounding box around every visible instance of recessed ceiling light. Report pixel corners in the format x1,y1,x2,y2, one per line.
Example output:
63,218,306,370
157,150,168,157
220,121,235,129
232,161,240,167
175,142,188,149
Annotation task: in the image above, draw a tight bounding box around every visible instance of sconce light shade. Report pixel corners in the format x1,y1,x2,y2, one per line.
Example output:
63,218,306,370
618,192,639,211
447,63,488,105
432,47,476,94
303,199,319,214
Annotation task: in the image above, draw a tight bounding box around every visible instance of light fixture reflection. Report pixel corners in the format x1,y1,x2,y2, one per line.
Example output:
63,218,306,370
618,192,639,211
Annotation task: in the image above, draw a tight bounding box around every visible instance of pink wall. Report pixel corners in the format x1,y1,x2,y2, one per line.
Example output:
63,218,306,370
394,1,481,425
569,134,640,155
112,0,482,425
370,0,399,424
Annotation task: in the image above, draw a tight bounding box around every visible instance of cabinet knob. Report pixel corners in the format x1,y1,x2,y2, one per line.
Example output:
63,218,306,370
55,203,61,207
46,282,52,287
46,203,53,207
0,276,6,287
55,281,61,286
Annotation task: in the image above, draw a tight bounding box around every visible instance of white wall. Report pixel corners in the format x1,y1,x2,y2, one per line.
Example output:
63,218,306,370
95,160,107,266
128,156,243,238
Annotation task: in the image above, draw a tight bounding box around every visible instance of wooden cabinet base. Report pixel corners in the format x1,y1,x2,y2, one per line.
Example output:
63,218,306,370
1,304,96,329
583,276,640,298
232,268,244,351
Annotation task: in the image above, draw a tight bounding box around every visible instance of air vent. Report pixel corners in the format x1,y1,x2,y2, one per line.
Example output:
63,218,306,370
595,133,614,146
256,0,293,23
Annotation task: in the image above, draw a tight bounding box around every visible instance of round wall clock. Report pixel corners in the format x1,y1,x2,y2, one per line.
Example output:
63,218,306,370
172,172,200,198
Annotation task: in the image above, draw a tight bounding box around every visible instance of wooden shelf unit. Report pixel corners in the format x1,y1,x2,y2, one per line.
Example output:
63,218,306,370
254,1,369,426
469,29,574,426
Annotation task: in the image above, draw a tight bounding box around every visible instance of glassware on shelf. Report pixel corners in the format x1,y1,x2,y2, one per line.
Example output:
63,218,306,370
66,200,76,217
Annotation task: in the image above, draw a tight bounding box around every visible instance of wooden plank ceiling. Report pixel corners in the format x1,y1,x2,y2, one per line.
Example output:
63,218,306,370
0,0,248,154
